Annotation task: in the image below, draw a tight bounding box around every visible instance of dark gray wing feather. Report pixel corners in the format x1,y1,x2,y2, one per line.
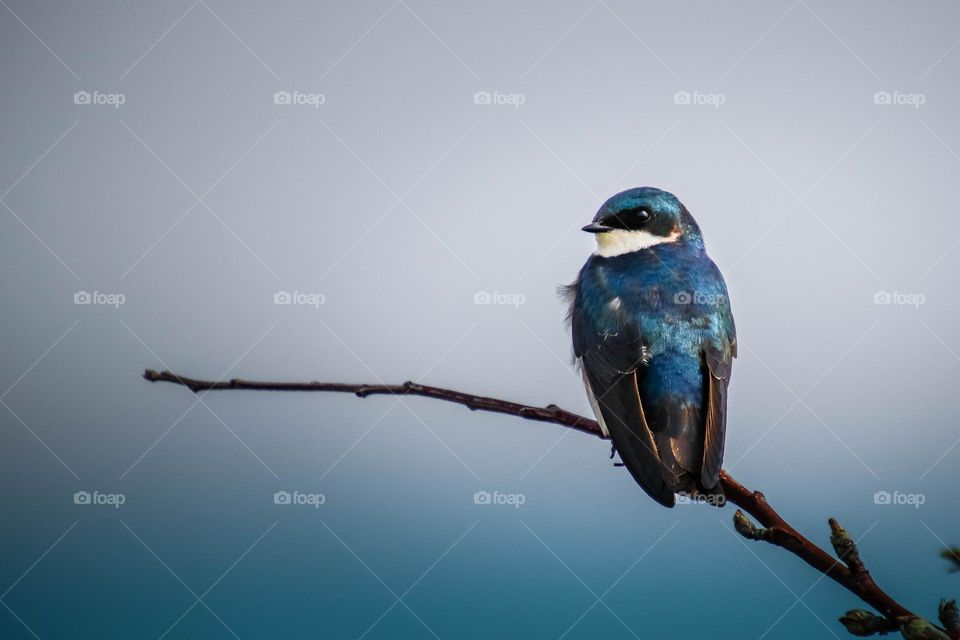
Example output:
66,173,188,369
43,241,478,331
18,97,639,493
569,280,674,507
701,344,732,488
582,362,674,507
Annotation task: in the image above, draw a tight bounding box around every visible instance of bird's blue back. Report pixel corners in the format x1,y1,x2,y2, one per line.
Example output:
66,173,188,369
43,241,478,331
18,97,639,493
573,236,734,424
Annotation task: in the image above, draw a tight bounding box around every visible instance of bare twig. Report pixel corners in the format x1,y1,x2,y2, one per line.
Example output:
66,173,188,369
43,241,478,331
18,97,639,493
142,369,598,436
144,368,947,635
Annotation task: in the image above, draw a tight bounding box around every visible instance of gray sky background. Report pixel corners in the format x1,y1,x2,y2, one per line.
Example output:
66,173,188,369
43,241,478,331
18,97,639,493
2,2,960,638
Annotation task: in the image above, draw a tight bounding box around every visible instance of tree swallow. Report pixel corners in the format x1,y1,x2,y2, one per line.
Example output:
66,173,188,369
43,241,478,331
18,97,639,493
566,187,736,507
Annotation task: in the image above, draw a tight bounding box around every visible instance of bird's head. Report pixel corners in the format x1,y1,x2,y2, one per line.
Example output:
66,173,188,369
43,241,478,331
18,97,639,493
583,187,700,257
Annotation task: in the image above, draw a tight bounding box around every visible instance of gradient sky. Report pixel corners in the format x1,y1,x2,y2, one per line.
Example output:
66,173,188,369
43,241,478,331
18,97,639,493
2,2,960,638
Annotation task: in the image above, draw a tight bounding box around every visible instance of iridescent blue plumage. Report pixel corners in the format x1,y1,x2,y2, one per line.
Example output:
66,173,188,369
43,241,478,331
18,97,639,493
568,187,736,507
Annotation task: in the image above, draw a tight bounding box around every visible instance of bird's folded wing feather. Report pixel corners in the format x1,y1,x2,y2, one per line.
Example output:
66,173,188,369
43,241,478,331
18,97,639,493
571,290,674,507
582,361,674,507
701,344,732,488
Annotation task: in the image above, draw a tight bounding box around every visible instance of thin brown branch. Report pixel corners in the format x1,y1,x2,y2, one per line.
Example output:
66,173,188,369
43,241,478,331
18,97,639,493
144,368,932,633
143,369,599,436
722,475,911,620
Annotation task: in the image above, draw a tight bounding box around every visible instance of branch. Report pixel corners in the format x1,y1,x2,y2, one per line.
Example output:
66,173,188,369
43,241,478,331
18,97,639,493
144,368,946,636
143,369,599,436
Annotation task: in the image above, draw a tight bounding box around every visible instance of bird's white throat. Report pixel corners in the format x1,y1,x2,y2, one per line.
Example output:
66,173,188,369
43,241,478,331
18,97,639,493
594,229,680,257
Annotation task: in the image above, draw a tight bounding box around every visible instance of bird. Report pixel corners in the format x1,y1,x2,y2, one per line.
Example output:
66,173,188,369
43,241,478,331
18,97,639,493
565,187,736,508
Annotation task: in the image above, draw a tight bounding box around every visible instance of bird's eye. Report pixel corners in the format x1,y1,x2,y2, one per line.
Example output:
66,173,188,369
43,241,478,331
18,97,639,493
601,208,651,230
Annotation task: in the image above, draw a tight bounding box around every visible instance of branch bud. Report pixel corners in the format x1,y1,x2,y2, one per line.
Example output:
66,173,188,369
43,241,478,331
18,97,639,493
733,510,769,541
830,518,865,574
900,616,951,640
939,600,959,637
838,609,891,636
942,548,960,574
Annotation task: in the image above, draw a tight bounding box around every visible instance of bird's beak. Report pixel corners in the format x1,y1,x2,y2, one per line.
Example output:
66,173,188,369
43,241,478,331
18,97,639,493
581,222,612,234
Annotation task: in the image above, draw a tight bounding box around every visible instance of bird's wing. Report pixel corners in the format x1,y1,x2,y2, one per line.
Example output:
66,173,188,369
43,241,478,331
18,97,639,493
702,264,737,488
583,363,674,507
701,344,732,489
570,282,674,507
